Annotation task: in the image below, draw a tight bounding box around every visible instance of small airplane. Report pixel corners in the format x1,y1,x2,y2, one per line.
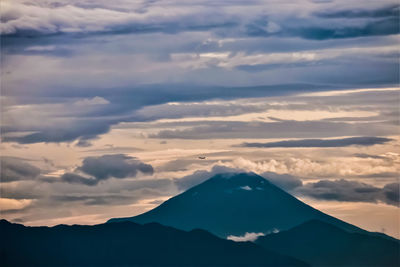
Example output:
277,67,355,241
198,156,206,160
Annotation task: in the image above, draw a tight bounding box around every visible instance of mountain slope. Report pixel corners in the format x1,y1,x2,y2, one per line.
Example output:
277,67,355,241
109,172,367,238
0,219,307,267
255,219,400,267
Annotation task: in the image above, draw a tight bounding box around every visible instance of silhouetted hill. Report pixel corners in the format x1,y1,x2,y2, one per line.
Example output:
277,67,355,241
255,219,400,267
0,219,307,267
109,173,367,238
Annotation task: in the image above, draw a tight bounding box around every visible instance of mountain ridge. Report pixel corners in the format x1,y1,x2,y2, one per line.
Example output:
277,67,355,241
0,219,308,266
255,219,400,267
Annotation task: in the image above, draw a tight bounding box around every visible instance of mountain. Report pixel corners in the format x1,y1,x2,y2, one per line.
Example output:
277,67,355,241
0,219,307,267
255,219,400,267
109,172,368,238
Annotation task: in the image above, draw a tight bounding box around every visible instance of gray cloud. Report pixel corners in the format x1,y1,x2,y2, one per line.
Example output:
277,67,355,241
245,16,399,40
151,120,398,140
352,153,387,159
78,154,153,180
60,173,98,186
260,172,303,191
173,167,399,207
2,2,399,146
0,157,41,183
314,4,399,18
2,120,112,144
174,165,242,191
50,194,133,206
296,179,399,206
383,183,399,205
240,136,393,148
175,165,302,192
55,154,155,186
2,2,398,41
0,83,342,145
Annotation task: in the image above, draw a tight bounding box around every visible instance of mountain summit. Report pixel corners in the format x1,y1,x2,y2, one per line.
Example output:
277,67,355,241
108,172,363,238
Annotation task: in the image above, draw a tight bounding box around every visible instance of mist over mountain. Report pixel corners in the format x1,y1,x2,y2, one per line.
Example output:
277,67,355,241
109,172,366,238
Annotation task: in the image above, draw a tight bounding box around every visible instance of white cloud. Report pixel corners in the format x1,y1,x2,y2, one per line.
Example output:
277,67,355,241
74,97,110,106
240,185,252,191
227,232,265,242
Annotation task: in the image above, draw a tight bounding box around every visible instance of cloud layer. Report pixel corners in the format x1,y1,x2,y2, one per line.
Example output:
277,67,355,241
0,0,398,237
240,136,393,148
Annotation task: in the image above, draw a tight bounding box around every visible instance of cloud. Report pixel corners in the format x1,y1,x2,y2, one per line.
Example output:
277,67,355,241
57,154,154,186
0,157,41,183
240,136,393,148
383,183,399,205
2,120,112,144
50,194,133,206
352,153,387,159
282,17,399,40
0,1,237,36
60,173,98,186
296,179,399,206
174,165,242,190
78,154,153,180
314,5,399,18
151,120,398,140
75,139,93,147
175,165,399,206
1,1,398,41
227,232,266,242
260,172,303,191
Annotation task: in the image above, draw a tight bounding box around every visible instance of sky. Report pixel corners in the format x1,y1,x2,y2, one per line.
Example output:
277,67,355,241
0,0,399,238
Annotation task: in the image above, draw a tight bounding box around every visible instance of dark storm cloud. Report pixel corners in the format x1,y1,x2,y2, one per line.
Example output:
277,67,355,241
0,157,41,182
296,179,399,206
240,136,393,148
